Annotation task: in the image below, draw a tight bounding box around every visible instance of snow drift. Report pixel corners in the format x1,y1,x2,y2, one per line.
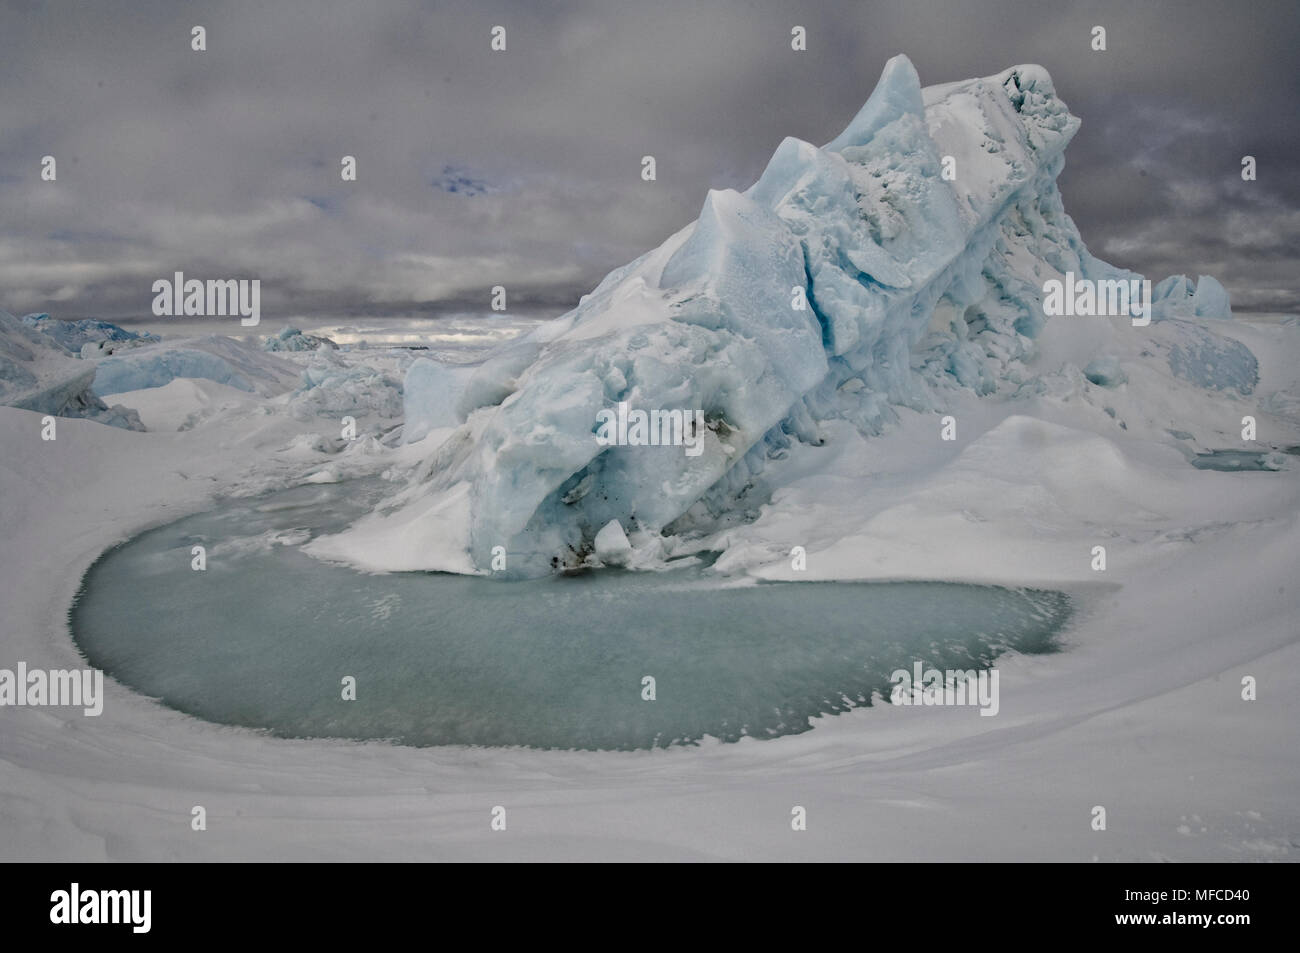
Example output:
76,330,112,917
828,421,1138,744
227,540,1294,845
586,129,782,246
262,325,338,352
312,55,1234,577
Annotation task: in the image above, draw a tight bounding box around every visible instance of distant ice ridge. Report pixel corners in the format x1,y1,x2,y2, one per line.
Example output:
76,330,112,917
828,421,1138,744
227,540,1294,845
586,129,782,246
319,55,1236,577
21,313,161,354
1150,274,1232,321
89,336,300,398
0,311,143,429
263,326,338,352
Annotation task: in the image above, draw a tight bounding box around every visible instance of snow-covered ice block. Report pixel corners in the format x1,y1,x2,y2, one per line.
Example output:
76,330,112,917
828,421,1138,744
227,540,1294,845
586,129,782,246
288,355,403,421
0,311,143,429
593,519,632,567
90,336,299,397
403,358,471,442
80,338,155,359
22,313,159,353
94,348,254,394
262,326,338,352
1192,275,1231,319
1152,274,1233,321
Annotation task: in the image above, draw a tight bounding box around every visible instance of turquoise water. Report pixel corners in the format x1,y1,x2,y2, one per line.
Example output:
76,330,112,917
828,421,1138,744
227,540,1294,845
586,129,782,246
1191,450,1283,471
71,480,1071,750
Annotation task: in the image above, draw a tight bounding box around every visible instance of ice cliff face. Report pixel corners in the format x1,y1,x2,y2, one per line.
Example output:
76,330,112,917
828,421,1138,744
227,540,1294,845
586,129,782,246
343,55,1222,576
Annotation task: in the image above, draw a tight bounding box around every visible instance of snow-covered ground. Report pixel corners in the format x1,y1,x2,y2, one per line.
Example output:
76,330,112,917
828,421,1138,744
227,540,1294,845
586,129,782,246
0,305,1296,861
2,55,1297,860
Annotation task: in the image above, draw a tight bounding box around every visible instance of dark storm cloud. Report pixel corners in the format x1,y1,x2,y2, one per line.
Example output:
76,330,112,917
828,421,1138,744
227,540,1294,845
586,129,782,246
0,0,1297,320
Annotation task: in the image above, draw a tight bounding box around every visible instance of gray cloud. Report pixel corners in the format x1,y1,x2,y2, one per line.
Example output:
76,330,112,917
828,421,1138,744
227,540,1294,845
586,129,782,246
1,0,1297,320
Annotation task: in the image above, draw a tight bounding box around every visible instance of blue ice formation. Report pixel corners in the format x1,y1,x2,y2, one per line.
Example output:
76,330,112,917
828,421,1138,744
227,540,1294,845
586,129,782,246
1162,324,1257,394
21,313,160,353
93,348,255,395
1152,275,1232,321
343,56,1238,575
288,355,403,420
0,311,143,429
263,326,338,352
403,358,471,442
90,336,299,397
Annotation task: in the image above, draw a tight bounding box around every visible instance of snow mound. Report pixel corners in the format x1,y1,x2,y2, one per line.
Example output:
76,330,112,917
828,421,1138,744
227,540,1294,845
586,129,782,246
101,378,255,432
317,55,1237,577
739,415,1190,586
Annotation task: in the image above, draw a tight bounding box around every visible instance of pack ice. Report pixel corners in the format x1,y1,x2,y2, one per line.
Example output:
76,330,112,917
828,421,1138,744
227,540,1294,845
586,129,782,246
0,310,143,429
22,312,160,356
310,56,1238,576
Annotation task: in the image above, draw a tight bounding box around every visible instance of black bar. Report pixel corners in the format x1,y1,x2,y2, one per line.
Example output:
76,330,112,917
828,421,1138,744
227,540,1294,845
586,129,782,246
6,862,1284,940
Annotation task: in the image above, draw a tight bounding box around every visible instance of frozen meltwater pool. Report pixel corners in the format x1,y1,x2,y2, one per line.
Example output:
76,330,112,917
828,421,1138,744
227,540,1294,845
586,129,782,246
71,480,1071,750
1191,449,1288,471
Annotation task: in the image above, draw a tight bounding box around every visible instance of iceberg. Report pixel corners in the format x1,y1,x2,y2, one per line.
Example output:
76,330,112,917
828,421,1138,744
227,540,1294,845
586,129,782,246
1152,274,1232,321
317,55,1238,577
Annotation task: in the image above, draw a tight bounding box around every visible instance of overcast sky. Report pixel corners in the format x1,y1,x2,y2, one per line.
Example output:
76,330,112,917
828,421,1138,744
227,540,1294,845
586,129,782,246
1,0,1297,321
